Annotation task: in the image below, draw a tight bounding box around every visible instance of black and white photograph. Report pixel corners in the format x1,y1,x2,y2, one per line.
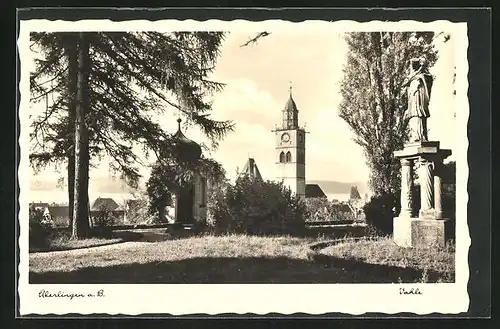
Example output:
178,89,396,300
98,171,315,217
17,15,472,315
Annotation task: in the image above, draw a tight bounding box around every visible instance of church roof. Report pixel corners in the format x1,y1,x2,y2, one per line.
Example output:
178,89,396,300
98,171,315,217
281,86,299,130
240,158,263,181
284,92,298,113
305,184,327,199
349,185,362,200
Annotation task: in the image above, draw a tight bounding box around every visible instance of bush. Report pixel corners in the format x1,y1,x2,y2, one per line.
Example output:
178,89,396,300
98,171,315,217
90,205,115,238
441,161,455,215
125,192,157,225
303,198,356,223
303,198,330,222
29,206,53,248
441,161,455,220
442,183,455,219
208,176,306,235
206,182,232,232
363,193,397,235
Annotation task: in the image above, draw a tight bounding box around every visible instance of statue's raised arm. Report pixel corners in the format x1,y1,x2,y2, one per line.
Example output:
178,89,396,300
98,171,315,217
407,57,434,142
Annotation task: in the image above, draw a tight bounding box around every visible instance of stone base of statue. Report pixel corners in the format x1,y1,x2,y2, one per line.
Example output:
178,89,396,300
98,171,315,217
393,141,450,160
393,141,453,248
394,216,453,248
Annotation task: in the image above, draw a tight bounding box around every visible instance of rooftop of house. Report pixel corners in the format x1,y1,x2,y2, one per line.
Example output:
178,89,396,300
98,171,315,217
305,184,327,199
330,203,353,213
30,202,49,208
47,205,70,218
91,197,120,211
35,197,128,218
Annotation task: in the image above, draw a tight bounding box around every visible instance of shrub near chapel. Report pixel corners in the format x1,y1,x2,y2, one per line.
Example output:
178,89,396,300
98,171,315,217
208,176,306,235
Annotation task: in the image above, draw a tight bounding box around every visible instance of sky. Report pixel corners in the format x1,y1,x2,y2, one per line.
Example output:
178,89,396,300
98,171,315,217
27,27,458,204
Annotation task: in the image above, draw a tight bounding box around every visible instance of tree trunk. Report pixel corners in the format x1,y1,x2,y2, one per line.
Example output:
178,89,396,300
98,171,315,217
72,32,91,240
88,191,93,228
66,33,78,231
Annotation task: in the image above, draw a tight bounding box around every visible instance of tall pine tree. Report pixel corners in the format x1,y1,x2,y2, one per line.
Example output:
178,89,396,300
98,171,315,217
72,32,91,238
29,32,234,238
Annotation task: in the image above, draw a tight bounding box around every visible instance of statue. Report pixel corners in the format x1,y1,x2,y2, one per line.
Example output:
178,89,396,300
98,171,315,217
406,57,434,142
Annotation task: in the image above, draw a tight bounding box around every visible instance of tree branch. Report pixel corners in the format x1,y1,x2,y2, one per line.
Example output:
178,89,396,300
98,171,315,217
240,32,271,47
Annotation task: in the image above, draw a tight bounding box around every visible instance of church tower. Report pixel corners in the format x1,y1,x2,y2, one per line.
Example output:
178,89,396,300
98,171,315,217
274,85,306,199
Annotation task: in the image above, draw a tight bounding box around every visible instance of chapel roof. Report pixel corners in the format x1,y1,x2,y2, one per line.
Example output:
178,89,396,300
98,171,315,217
173,118,202,161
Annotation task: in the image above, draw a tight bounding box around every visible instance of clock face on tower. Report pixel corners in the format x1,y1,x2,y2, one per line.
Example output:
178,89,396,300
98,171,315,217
281,133,290,143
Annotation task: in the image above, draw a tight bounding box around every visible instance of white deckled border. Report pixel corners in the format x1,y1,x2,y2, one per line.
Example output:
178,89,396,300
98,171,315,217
18,19,470,316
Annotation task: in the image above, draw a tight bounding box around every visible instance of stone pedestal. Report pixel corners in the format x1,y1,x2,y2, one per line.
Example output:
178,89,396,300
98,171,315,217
412,218,452,248
393,216,413,248
393,141,452,248
394,217,452,248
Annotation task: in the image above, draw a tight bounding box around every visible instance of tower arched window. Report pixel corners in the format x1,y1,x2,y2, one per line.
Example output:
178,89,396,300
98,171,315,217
286,151,292,163
279,151,285,163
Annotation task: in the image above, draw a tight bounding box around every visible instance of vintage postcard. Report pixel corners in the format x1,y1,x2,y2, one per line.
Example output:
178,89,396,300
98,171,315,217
18,17,470,316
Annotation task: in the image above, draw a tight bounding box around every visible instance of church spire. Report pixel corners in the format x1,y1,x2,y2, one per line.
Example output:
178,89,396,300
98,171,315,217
282,82,298,129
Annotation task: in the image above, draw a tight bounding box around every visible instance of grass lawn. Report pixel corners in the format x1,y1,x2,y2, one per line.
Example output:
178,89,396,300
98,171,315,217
316,237,455,283
29,233,455,284
29,231,142,253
